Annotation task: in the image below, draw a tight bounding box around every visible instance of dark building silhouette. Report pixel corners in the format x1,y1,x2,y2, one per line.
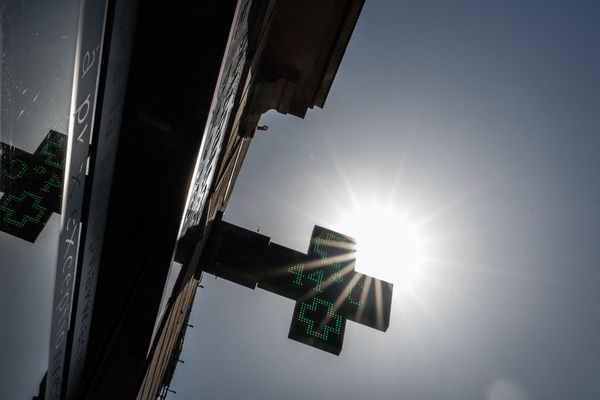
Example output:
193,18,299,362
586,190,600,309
1,1,365,399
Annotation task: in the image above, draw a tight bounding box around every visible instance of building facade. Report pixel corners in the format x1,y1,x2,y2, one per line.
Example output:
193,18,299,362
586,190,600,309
0,1,364,399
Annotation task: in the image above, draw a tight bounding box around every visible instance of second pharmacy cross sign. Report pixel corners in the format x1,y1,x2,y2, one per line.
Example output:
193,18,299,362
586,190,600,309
201,221,394,355
0,131,66,242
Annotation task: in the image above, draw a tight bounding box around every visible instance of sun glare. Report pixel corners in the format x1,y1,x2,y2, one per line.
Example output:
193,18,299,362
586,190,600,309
336,203,426,291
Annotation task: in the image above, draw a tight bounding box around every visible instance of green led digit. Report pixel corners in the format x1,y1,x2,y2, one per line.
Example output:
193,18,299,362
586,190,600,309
307,269,324,293
312,233,344,283
41,173,62,193
346,280,364,306
4,159,28,180
33,165,47,175
288,263,304,286
40,135,65,169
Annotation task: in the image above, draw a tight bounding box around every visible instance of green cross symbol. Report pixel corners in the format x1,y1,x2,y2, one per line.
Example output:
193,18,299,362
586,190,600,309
297,298,343,341
0,191,46,228
0,130,66,242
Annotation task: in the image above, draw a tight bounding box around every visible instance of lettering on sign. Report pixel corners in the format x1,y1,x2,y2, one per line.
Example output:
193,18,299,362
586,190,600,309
65,1,139,398
47,0,107,396
178,0,250,245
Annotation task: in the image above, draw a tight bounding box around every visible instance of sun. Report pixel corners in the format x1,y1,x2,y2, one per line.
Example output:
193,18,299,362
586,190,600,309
334,203,426,291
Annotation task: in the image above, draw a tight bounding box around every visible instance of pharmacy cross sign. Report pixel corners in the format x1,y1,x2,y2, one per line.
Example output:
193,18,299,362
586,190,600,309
200,221,394,355
0,131,66,242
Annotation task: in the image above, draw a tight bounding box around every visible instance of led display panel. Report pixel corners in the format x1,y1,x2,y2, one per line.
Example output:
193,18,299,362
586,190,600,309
202,222,394,355
289,297,347,355
284,226,356,354
0,130,66,242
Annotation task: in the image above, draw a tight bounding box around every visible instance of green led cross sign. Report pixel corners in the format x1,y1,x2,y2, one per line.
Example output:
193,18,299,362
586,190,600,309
297,298,343,341
0,130,66,242
263,226,393,355
200,221,394,355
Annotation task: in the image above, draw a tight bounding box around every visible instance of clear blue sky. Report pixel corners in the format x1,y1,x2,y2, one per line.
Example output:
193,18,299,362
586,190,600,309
170,1,600,399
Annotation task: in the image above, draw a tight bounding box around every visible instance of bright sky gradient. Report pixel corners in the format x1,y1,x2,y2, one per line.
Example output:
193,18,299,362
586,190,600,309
169,1,600,399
